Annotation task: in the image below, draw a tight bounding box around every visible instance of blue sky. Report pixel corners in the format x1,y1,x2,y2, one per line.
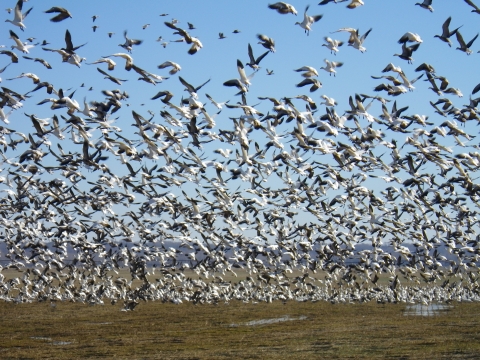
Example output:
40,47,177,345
2,0,480,242
4,0,479,122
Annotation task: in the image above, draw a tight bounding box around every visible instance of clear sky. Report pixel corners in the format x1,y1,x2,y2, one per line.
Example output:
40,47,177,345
2,0,480,243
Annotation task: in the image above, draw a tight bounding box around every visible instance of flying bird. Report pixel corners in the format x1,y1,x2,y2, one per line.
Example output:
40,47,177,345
246,43,269,69
119,31,142,53
268,2,298,15
158,61,181,75
5,0,33,31
455,31,478,54
464,0,480,14
257,34,275,52
44,7,73,22
295,5,323,36
434,17,462,47
415,0,434,12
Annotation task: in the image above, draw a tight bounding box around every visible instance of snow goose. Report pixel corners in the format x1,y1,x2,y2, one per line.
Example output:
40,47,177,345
322,37,343,55
205,93,229,110
97,67,127,85
346,0,364,9
7,72,40,84
103,53,133,70
257,34,275,52
415,62,435,74
381,63,403,74
178,76,211,98
455,30,478,54
0,50,19,63
318,0,348,4
44,7,72,22
434,17,462,47
393,42,420,63
464,0,480,13
295,5,323,35
87,58,116,70
398,32,423,43
119,30,142,53
320,95,337,106
415,0,433,12
22,56,52,69
236,59,255,87
397,72,424,91
151,90,174,103
268,2,297,15
332,27,371,52
294,65,318,78
246,43,269,69
296,78,322,92
5,0,32,31
9,30,34,53
320,59,343,76
164,22,202,55
223,79,248,94
158,60,181,74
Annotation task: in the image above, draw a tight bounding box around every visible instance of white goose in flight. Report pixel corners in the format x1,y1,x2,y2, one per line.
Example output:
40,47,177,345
295,5,323,36
103,53,134,70
158,61,181,75
268,2,297,15
9,30,34,53
320,59,343,76
332,27,372,52
5,0,32,31
294,65,318,78
322,37,343,55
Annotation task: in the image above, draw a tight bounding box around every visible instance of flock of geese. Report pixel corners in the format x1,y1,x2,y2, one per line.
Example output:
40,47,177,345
1,0,480,310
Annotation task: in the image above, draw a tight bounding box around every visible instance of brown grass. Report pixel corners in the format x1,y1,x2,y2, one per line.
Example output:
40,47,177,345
1,300,480,359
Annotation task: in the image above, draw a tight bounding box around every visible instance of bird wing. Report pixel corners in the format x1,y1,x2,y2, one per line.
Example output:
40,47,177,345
465,0,480,10
466,33,479,48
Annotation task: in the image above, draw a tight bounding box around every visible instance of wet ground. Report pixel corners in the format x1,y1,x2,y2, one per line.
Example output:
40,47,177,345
404,303,452,316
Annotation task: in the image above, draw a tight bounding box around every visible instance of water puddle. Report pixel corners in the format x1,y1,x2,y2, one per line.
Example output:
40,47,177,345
230,315,307,327
30,336,73,345
404,304,452,316
52,341,73,346
30,336,52,341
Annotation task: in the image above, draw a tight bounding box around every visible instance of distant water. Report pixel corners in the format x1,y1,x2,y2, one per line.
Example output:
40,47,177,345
404,304,452,316
230,315,307,327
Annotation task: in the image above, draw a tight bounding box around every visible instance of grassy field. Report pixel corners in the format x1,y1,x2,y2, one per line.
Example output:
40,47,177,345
1,300,480,359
